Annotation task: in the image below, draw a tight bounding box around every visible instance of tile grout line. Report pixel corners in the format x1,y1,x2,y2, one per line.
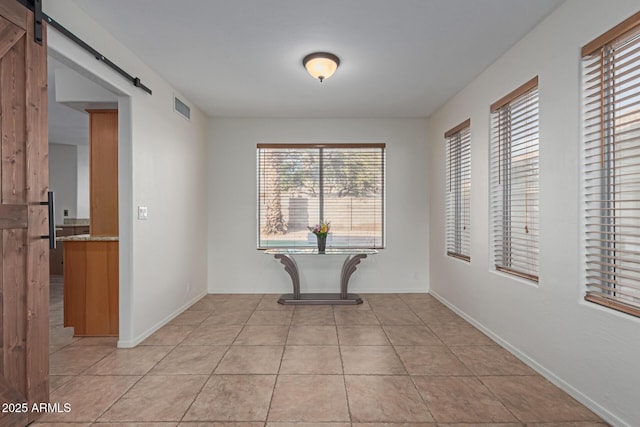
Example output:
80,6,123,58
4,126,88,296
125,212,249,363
473,374,525,424
109,295,229,423
179,347,234,422
180,293,244,424
375,299,438,424
86,370,147,423
262,295,292,424
403,296,481,424
401,295,526,424
334,305,354,424
111,294,224,423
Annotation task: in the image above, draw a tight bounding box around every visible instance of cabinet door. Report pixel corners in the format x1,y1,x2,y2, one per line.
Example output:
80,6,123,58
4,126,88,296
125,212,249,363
50,230,64,275
50,227,73,275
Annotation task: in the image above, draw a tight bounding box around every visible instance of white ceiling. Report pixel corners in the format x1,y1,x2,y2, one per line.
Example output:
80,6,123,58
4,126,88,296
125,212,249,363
71,0,564,118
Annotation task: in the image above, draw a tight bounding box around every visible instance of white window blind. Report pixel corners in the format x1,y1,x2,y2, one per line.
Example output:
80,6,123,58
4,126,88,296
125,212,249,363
445,119,471,261
582,12,640,318
257,143,385,249
490,77,540,282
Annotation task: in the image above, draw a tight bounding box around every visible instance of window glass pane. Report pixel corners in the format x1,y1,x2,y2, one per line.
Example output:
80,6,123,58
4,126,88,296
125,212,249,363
583,23,640,316
257,145,385,249
445,123,471,260
490,82,539,281
258,148,319,248
323,148,384,248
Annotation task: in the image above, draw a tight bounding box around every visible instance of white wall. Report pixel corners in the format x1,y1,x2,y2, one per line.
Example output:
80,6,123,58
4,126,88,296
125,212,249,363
426,1,640,425
45,0,209,347
54,65,117,104
208,118,429,294
49,143,89,221
49,143,78,222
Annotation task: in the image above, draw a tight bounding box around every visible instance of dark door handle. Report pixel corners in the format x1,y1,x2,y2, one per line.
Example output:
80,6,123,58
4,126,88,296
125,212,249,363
39,191,56,249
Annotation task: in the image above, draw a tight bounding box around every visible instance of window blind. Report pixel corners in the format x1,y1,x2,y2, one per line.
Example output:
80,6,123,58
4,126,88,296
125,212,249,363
257,143,385,249
490,77,540,282
582,12,640,318
445,119,471,261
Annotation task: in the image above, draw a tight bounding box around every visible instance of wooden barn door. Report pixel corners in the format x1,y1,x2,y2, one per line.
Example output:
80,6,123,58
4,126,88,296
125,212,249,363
0,1,49,426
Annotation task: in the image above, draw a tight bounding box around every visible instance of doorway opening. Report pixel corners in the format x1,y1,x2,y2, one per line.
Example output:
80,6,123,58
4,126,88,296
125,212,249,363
47,55,121,357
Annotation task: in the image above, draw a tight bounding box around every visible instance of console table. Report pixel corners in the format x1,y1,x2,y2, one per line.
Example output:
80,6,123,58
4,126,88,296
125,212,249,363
265,248,378,305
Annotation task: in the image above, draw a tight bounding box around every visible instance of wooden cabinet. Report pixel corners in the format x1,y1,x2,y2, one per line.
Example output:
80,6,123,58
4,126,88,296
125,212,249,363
59,110,119,337
63,240,119,336
50,225,91,275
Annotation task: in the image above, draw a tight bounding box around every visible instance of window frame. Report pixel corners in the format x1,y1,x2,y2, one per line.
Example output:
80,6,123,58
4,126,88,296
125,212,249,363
445,118,471,262
582,11,640,318
490,76,540,283
256,143,386,250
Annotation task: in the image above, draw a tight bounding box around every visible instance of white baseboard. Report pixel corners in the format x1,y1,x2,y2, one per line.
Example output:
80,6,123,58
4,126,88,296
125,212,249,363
429,290,629,427
117,290,207,348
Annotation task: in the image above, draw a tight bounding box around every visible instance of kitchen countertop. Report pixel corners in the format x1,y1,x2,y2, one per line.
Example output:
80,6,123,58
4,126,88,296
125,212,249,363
57,234,118,242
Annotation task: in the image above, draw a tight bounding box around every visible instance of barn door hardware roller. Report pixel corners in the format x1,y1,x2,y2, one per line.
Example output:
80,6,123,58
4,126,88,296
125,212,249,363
33,0,42,44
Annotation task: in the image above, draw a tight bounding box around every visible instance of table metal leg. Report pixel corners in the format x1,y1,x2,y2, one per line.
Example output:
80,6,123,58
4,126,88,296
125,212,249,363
340,254,367,299
274,252,366,305
274,254,300,299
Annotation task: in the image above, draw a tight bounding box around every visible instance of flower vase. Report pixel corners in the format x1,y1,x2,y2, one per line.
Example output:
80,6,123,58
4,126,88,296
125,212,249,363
316,234,327,254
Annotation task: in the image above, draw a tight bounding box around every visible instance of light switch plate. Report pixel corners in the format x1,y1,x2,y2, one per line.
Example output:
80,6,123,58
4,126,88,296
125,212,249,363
138,206,148,220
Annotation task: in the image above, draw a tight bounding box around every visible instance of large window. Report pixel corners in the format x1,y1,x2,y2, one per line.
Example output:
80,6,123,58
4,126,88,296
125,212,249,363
257,143,385,249
490,77,540,282
445,119,471,261
583,12,640,318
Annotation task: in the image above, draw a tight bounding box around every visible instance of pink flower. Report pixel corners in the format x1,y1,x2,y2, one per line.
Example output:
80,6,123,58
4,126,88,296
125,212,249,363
308,220,331,235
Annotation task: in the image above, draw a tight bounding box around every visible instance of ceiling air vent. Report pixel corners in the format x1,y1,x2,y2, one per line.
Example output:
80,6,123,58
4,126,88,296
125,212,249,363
174,96,191,120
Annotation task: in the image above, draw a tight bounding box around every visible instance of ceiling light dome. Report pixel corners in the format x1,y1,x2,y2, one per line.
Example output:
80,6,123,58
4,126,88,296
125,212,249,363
303,52,340,82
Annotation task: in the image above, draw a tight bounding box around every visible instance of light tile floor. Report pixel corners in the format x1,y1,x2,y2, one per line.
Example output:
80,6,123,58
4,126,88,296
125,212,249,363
38,278,609,426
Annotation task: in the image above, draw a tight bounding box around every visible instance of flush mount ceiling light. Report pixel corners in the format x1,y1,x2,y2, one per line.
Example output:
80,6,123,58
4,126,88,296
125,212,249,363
303,52,340,82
